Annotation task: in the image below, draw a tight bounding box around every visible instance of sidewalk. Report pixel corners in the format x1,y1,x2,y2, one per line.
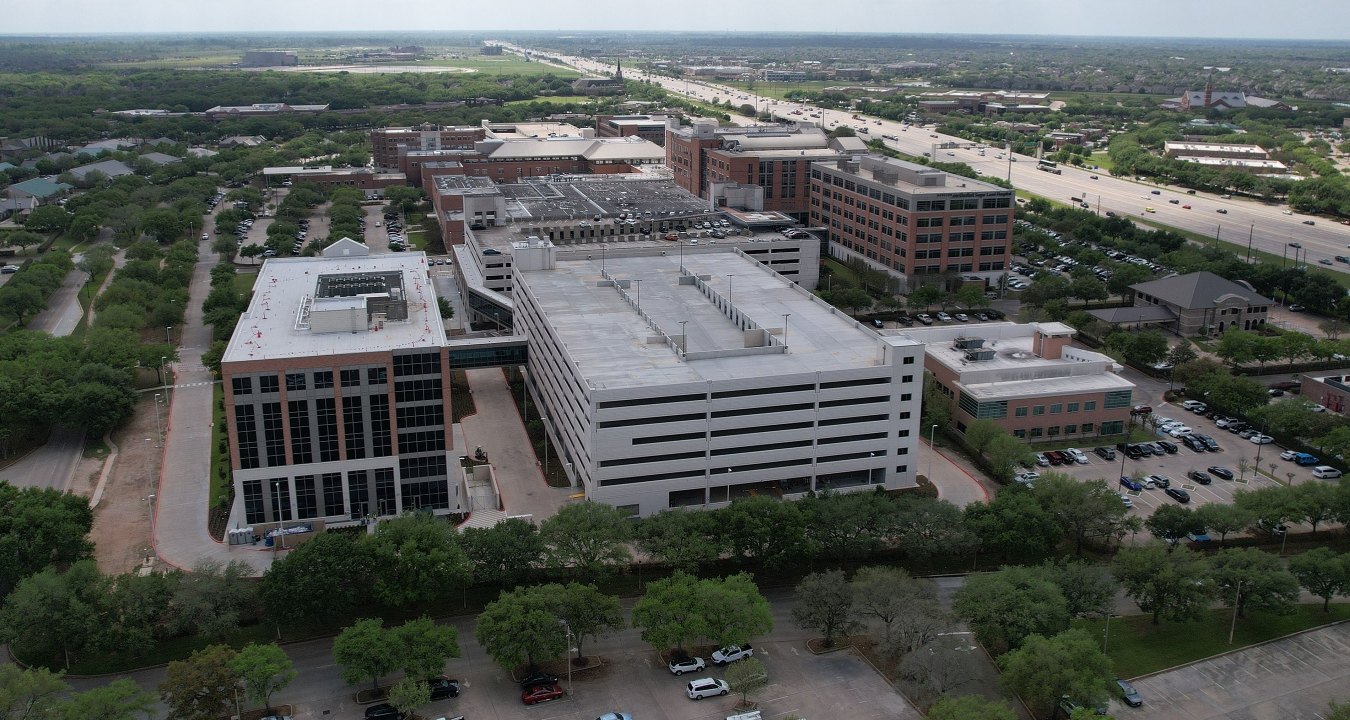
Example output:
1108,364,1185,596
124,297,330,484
151,237,271,574
919,441,991,508
458,368,575,523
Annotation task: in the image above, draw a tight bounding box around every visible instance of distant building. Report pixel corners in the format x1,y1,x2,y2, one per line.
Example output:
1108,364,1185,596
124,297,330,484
1161,141,1287,171
205,103,329,120
1121,271,1272,336
1161,74,1291,112
595,115,671,146
573,61,626,96
900,321,1135,441
1300,373,1350,416
833,68,872,81
6,177,72,200
919,90,1051,116
480,44,503,56
219,136,269,148
241,50,298,67
684,66,753,78
811,154,1016,287
69,159,135,182
139,152,182,166
759,69,807,82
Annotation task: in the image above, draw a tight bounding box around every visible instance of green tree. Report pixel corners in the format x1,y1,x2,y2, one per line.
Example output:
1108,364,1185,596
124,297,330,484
954,283,988,310
964,488,1063,563
0,664,69,719
792,570,860,649
140,209,185,244
159,645,240,720
998,629,1114,720
723,495,808,570
1208,547,1300,619
927,695,1018,720
474,585,568,672
853,566,947,654
1145,504,1196,548
953,566,1070,654
1040,559,1117,620
538,501,633,579
260,532,371,627
1031,475,1133,556
552,583,623,663
387,677,430,719
333,619,398,691
3,230,43,252
827,286,873,314
724,656,768,706
800,491,896,560
1113,543,1211,625
635,510,724,573
367,514,471,608
0,285,45,325
1289,482,1339,533
231,643,294,715
632,572,706,653
1193,503,1254,546
0,482,93,595
1165,342,1199,368
460,517,545,588
892,496,975,561
165,559,256,641
0,563,100,668
393,616,460,680
986,433,1035,481
58,679,155,720
24,205,72,233
1289,547,1349,612
908,285,942,309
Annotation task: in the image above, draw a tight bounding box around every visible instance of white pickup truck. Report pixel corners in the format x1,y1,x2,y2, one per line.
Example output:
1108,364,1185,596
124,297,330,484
711,644,753,665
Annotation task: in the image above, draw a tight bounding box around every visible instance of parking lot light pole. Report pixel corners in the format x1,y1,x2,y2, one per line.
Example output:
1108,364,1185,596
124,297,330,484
558,619,574,695
928,424,937,481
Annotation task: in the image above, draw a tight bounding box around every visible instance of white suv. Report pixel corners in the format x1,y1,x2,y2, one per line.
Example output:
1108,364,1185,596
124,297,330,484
1065,448,1089,464
1313,466,1343,479
686,678,729,700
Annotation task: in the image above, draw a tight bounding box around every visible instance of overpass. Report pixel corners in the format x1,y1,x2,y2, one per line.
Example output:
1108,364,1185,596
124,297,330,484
446,333,528,369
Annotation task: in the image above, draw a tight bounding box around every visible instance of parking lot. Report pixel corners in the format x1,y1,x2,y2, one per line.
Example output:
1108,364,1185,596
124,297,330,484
1132,621,1350,719
440,637,920,720
1033,401,1300,517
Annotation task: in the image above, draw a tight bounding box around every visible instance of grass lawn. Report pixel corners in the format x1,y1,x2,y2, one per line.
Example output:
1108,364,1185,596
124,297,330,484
506,95,590,106
403,230,427,251
209,383,231,510
411,57,578,77
1090,152,1115,173
1074,603,1350,678
234,270,259,295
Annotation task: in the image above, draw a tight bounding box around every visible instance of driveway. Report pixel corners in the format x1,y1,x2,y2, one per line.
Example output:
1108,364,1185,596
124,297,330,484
1132,621,1350,719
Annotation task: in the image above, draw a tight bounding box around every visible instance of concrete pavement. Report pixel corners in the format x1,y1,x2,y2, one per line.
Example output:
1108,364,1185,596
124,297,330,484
26,263,87,337
151,235,272,573
919,441,991,508
459,368,576,523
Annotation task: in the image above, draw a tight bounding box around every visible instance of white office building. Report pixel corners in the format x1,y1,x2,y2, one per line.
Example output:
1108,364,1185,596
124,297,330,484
513,240,923,517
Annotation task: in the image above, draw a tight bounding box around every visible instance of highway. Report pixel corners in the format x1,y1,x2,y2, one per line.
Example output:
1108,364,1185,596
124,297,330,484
499,43,1350,271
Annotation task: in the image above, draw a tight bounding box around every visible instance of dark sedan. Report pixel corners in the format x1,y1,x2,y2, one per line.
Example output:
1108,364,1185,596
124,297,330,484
1208,466,1235,481
364,704,405,720
429,676,460,700
1117,678,1143,707
1187,470,1212,485
519,671,560,688
1165,487,1192,503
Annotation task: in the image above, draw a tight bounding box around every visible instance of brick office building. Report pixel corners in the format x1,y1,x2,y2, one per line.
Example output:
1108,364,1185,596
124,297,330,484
810,155,1015,287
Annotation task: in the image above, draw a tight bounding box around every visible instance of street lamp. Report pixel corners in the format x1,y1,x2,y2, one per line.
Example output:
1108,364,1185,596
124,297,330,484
633,278,641,311
558,619,575,696
153,394,164,448
782,313,791,348
541,415,550,475
272,480,288,556
160,355,168,388
679,320,689,353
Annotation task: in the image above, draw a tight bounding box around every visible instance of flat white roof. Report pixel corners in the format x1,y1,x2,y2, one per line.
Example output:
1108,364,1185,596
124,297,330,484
221,253,445,364
519,251,914,389
1164,141,1267,154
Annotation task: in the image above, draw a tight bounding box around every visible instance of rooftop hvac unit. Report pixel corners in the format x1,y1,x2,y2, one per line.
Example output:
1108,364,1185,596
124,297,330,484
953,337,984,350
964,349,996,362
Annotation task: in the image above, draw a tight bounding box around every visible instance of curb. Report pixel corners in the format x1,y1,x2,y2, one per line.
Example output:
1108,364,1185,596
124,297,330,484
88,430,118,507
1126,617,1350,681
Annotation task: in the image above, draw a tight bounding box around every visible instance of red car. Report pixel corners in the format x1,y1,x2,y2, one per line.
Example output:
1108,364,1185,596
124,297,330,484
521,683,564,705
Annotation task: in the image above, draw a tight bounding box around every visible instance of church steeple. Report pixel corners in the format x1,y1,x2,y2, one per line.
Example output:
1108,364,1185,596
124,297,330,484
1203,70,1214,107
614,58,623,80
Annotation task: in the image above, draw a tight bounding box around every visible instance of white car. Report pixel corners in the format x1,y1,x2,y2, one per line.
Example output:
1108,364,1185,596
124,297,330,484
1181,400,1206,410
668,657,705,675
686,678,730,700
1249,434,1275,444
1065,448,1089,464
1168,426,1193,437
1313,466,1343,479
936,312,953,322
1280,449,1299,461
1015,471,1040,485
1119,493,1133,508
711,644,753,665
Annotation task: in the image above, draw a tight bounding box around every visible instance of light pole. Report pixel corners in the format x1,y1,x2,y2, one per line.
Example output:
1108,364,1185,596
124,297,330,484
1228,580,1244,644
633,278,641,311
272,480,287,556
541,415,550,475
726,274,734,306
145,493,156,538
160,355,168,388
782,313,791,347
679,320,688,353
558,619,575,696
1246,223,1255,263
165,325,172,344
153,394,164,447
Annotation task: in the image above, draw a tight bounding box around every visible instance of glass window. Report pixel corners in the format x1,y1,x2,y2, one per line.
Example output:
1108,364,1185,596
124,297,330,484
259,375,279,394
1015,407,1028,417
1085,401,1097,411
1032,405,1045,416
231,377,252,396
367,367,388,385
340,369,361,387
1068,403,1079,413
1050,404,1062,414
314,371,334,389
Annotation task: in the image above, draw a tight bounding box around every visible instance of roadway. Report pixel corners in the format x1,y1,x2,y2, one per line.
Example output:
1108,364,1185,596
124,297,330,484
499,44,1350,270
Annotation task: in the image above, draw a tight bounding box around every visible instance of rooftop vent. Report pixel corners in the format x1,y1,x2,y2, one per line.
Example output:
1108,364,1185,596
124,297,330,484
953,337,985,350
965,349,997,362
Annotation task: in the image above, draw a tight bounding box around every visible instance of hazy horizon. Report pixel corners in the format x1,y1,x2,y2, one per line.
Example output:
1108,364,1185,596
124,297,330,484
5,0,1349,41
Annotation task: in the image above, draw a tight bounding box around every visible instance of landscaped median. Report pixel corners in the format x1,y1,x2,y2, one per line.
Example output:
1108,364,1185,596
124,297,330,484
1075,603,1350,678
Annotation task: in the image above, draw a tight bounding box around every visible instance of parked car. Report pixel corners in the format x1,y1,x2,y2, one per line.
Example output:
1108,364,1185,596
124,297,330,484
668,656,706,675
1168,425,1194,438
1066,448,1089,464
1035,453,1050,467
1208,466,1235,480
1187,470,1212,485
1117,678,1143,708
364,704,406,720
1292,452,1319,465
1119,493,1133,508
1156,440,1178,454
522,683,565,705
935,311,953,322
1249,434,1274,444
519,671,560,688
1187,528,1211,543
1119,476,1143,492
686,677,730,700
711,644,754,665
1182,434,1207,453
428,677,460,700
1094,446,1116,460
1257,519,1288,535
916,313,934,325
1165,487,1192,503
1313,466,1343,479
1181,400,1206,411
1147,474,1171,489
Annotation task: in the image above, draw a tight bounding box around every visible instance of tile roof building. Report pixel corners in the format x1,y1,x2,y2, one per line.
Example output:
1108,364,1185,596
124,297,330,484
1125,271,1272,336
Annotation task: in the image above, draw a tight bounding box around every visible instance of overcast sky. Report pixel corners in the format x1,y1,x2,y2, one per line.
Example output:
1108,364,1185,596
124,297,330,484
5,0,1349,39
